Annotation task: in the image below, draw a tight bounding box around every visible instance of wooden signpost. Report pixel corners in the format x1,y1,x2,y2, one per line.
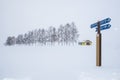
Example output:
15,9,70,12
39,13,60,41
90,18,111,66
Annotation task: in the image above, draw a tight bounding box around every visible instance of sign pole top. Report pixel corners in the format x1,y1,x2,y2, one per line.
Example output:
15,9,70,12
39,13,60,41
97,21,100,34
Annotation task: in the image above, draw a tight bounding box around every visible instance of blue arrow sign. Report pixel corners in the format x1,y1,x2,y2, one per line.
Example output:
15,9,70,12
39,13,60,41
91,18,111,28
96,24,111,32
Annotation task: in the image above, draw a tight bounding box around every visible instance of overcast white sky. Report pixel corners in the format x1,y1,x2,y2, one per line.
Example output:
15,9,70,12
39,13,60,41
0,0,120,80
0,0,120,40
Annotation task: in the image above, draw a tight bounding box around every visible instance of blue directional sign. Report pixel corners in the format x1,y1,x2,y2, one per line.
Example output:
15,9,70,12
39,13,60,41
91,18,111,28
96,24,111,32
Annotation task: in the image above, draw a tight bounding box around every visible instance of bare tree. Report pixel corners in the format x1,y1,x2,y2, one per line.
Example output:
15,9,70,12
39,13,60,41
5,36,16,45
16,34,24,44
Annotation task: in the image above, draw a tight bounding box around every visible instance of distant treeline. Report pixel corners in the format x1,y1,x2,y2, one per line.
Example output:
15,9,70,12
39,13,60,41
5,22,79,46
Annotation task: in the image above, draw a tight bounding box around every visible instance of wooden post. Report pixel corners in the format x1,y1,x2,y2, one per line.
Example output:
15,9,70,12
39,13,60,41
96,22,102,66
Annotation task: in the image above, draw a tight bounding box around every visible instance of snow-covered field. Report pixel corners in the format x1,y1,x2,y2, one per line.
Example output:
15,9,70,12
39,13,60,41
0,43,120,80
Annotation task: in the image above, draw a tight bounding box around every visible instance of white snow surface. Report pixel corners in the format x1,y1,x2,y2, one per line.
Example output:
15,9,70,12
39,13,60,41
0,43,120,80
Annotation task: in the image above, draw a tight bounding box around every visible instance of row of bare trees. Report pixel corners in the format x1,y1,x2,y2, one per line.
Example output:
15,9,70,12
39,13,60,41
5,22,79,46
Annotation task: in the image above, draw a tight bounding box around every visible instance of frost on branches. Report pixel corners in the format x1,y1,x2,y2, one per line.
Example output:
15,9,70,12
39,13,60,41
5,22,79,46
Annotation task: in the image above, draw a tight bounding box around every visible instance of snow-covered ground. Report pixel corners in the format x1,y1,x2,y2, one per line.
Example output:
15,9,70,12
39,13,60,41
0,42,120,80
